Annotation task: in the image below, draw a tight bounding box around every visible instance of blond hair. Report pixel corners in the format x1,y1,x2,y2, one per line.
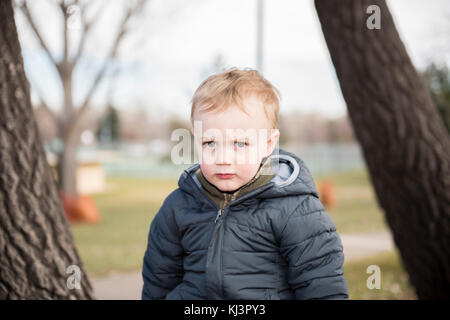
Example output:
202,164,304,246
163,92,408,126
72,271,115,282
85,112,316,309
190,67,280,128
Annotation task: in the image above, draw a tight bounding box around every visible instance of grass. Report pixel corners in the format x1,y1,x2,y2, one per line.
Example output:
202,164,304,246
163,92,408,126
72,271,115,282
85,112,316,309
70,168,414,300
344,250,416,299
314,168,389,234
70,177,178,277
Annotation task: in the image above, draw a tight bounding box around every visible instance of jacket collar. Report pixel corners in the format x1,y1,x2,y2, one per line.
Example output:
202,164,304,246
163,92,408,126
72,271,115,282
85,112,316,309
178,148,318,208
194,157,274,210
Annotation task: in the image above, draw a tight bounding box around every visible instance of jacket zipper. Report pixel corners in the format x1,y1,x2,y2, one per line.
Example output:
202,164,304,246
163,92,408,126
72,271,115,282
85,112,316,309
207,207,225,298
214,209,223,223
185,168,274,298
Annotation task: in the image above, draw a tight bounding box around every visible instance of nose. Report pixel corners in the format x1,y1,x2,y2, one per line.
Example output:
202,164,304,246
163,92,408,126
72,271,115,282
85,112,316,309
215,145,233,165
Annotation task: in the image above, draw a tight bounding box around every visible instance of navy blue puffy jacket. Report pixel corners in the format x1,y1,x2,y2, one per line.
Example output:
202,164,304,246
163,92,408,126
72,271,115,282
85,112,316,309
141,149,348,299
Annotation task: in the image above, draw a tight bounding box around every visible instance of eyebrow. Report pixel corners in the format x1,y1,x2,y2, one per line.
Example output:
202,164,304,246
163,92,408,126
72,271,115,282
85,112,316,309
201,136,215,142
234,137,250,141
201,136,251,143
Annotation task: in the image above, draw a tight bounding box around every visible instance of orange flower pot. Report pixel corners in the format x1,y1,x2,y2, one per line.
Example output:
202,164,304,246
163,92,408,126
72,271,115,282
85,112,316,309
317,179,337,209
61,193,101,224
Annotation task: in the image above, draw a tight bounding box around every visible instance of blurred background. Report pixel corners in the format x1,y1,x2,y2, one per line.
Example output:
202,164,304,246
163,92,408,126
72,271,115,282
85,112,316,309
13,0,450,299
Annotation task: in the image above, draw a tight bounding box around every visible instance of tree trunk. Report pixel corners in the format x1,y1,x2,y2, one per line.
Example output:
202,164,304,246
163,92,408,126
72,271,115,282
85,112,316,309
58,59,79,196
58,137,80,196
55,118,80,197
0,0,94,299
315,0,450,299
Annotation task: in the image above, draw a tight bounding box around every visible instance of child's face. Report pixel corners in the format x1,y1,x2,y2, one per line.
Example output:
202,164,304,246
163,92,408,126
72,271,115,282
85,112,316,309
192,98,280,192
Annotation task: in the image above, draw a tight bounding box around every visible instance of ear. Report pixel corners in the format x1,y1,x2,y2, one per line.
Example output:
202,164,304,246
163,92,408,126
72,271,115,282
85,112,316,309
265,129,280,157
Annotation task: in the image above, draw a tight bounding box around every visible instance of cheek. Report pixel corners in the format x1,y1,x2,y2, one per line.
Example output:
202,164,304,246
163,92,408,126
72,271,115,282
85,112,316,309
235,145,260,165
200,148,216,166
200,163,215,180
236,163,260,180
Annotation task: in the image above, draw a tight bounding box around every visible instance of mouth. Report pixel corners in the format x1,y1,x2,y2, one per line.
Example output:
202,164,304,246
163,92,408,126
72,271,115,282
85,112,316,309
216,173,235,179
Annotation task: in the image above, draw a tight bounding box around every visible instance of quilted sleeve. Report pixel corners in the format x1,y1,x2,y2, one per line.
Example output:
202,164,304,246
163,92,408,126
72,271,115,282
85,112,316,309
141,193,184,299
278,195,349,300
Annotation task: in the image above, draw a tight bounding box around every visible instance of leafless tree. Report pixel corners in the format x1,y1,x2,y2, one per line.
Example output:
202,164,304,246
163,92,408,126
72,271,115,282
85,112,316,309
16,0,147,196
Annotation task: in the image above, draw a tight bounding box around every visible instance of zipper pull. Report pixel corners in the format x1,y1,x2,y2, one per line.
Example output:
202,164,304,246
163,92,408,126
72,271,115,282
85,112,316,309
214,209,223,223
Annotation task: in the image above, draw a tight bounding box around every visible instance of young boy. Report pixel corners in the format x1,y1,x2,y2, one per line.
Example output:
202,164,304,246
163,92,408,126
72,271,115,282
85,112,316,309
141,68,348,300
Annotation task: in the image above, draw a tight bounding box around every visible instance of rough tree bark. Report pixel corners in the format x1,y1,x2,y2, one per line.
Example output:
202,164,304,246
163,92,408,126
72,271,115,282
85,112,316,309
315,0,450,299
0,0,94,299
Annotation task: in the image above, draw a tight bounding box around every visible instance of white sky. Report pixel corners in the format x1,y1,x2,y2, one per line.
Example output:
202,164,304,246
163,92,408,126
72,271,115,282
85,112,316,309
15,0,450,121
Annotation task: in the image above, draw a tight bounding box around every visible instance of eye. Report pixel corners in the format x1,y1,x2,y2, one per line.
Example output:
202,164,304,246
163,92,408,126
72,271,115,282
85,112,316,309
234,141,247,148
203,141,216,148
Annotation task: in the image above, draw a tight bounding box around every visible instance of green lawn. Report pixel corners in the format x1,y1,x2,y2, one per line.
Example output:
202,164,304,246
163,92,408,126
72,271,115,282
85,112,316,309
315,168,389,234
344,250,416,299
70,177,178,277
70,168,415,299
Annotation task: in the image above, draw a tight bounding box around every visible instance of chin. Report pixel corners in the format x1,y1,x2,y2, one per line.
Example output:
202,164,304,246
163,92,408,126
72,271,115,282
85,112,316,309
214,180,241,192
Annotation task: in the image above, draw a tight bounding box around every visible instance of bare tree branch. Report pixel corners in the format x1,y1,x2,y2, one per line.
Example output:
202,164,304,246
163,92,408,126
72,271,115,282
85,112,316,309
69,0,146,132
58,1,69,66
72,1,105,67
19,0,148,143
19,1,57,66
29,81,59,128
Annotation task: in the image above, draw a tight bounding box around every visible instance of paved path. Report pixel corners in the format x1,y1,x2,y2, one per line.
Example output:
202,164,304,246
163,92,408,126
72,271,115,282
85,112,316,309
91,270,144,300
340,231,395,261
91,231,395,300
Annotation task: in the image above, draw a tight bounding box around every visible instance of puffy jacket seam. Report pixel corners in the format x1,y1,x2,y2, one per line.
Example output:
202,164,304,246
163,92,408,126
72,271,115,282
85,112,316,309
291,208,324,219
292,273,345,289
145,278,174,292
147,255,183,273
280,229,335,249
182,220,211,230
287,248,342,268
278,197,308,239
311,293,348,300
162,190,184,240
143,267,183,292
226,249,278,253
278,199,322,242
225,270,278,276
182,269,204,273
153,270,184,276
185,248,208,254
153,224,181,247
228,220,274,236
